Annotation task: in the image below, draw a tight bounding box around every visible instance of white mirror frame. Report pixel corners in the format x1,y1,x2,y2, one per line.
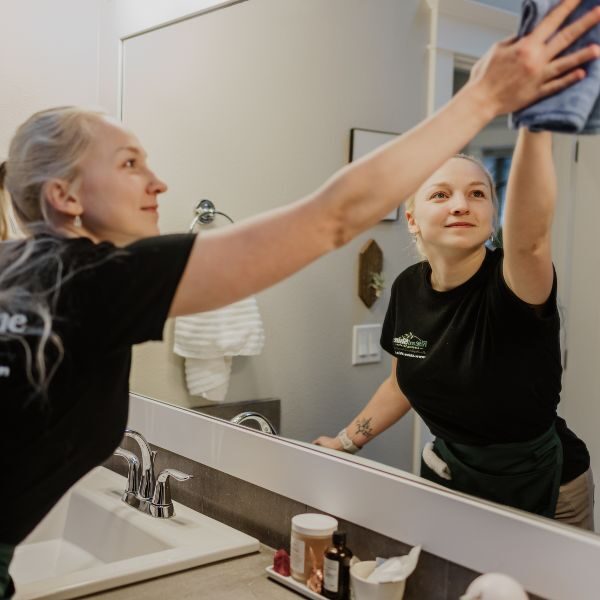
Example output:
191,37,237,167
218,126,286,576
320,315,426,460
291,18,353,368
100,2,600,597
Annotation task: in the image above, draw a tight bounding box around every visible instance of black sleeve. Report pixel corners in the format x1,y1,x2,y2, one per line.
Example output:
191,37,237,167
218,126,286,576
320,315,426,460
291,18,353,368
491,252,560,328
63,234,196,351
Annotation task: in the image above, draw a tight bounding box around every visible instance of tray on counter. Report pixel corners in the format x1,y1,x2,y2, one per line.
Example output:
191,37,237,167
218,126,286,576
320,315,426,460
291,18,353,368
265,566,326,599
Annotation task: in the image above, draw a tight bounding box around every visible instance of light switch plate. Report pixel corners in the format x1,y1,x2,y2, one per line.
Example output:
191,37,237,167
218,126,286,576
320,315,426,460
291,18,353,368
352,324,382,365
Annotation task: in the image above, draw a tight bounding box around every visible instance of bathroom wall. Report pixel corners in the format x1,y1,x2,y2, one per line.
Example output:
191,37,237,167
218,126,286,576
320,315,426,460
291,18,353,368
0,0,102,156
560,136,600,529
122,0,430,472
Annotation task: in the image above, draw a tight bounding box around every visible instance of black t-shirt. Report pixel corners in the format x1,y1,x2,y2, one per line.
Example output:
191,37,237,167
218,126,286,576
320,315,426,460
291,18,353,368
0,233,196,545
381,248,589,484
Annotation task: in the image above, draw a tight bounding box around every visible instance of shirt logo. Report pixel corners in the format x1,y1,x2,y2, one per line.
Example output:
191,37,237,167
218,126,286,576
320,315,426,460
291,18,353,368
0,312,28,335
0,366,10,378
393,332,428,359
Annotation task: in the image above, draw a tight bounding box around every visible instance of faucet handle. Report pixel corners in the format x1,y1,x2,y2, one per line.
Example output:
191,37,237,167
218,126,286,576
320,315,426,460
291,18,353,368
150,468,192,518
124,429,156,499
113,447,140,508
159,468,192,482
152,468,192,504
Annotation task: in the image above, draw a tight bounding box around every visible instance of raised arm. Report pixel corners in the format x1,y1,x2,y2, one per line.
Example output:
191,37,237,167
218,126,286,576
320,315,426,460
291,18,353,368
502,129,556,305
313,359,411,451
170,1,600,316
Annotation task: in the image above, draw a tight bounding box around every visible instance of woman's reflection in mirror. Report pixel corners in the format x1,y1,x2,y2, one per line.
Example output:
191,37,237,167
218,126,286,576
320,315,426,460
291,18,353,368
315,140,594,530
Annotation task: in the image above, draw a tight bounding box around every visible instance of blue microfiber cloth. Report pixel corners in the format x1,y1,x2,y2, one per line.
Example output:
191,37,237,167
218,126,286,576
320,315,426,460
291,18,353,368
510,0,600,134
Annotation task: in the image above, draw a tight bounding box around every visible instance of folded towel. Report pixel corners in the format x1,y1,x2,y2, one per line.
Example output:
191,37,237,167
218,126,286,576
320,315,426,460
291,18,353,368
184,356,232,402
510,0,600,134
174,295,265,401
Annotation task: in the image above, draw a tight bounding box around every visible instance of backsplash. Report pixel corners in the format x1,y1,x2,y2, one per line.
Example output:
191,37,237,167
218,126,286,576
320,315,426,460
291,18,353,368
104,441,545,600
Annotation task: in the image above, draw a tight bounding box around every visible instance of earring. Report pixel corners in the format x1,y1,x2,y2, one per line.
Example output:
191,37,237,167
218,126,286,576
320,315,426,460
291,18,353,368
74,215,82,228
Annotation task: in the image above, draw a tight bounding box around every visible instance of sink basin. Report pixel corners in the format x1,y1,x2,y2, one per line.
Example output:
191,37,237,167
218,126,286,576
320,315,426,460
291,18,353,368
11,466,259,599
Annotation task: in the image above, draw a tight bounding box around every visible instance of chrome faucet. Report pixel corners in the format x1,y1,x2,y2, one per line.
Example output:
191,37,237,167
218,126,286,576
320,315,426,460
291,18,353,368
230,411,278,435
113,428,192,518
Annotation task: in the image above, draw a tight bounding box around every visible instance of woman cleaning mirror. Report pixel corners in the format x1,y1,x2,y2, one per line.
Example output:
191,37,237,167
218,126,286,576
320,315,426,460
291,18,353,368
314,130,593,529
1,2,599,597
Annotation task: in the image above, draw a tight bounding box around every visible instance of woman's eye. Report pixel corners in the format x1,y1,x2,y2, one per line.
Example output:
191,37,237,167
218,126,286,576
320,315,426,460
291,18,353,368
124,158,136,168
472,190,485,198
431,192,448,200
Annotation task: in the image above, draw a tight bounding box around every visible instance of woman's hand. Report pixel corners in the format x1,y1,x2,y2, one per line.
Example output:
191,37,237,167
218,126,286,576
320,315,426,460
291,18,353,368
313,435,343,451
468,0,600,117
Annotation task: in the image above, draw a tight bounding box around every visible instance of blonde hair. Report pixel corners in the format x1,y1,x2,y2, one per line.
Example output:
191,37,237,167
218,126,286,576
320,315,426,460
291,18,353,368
405,153,499,259
0,106,108,398
4,106,104,232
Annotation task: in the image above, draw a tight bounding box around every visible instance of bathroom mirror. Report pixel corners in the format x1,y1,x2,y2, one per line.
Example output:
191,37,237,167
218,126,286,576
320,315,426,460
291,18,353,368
116,0,598,531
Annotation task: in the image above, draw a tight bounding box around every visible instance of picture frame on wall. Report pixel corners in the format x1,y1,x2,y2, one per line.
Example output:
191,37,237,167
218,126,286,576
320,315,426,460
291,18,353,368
349,127,400,221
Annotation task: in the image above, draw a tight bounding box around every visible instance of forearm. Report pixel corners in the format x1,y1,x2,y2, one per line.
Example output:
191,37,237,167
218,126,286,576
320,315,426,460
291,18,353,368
501,128,556,304
503,128,556,253
343,376,412,449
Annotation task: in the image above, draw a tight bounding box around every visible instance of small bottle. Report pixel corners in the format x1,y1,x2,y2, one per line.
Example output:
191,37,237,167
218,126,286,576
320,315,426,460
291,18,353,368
322,530,353,599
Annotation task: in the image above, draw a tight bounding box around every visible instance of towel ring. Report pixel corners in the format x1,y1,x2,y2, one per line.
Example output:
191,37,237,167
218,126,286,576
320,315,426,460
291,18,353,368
188,199,234,232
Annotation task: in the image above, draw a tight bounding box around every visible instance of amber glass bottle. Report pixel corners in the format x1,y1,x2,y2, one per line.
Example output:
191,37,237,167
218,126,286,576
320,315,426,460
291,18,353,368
322,531,353,599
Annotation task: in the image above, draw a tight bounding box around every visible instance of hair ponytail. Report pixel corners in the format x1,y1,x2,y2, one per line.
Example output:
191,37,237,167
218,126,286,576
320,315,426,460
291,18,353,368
0,107,107,400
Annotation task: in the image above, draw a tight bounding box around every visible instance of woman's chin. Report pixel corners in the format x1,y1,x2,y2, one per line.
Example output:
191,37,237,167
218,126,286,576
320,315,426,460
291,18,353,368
443,233,488,250
428,239,487,255
139,224,161,238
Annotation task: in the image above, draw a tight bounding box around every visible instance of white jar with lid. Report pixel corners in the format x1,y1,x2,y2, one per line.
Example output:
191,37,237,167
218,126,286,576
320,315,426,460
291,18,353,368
290,513,338,582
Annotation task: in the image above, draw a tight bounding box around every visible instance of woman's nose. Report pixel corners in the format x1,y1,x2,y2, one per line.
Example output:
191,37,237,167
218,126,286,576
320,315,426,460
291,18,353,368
148,173,168,194
450,194,469,214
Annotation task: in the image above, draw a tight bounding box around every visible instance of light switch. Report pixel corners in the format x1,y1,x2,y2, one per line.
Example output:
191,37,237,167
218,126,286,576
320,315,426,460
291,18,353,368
368,328,380,356
352,324,382,365
358,331,369,357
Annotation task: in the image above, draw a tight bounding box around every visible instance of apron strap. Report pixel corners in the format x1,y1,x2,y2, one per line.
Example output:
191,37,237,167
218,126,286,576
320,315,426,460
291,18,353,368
421,425,563,518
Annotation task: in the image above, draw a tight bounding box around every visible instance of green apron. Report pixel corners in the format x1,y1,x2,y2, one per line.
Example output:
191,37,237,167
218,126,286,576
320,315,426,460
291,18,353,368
0,544,14,599
420,425,563,518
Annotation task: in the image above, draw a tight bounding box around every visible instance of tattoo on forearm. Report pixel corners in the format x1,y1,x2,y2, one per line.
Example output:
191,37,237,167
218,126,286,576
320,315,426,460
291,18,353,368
356,417,374,438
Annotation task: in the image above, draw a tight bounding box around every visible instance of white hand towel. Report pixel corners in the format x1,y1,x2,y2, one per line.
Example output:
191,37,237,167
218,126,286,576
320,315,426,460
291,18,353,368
184,356,232,402
173,295,265,401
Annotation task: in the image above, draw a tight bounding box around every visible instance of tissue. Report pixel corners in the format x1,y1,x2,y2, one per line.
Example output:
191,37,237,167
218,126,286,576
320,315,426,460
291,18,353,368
366,546,421,584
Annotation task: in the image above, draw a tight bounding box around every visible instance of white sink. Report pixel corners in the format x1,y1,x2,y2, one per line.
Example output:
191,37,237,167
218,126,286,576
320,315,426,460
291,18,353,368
11,466,259,599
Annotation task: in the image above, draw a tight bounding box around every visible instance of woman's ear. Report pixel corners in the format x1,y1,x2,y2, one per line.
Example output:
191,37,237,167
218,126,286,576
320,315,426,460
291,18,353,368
405,210,420,235
42,179,82,218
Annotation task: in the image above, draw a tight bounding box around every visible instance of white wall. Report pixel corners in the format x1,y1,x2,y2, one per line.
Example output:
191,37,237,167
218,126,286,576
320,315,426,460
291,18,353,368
0,0,102,157
124,0,430,471
560,137,600,530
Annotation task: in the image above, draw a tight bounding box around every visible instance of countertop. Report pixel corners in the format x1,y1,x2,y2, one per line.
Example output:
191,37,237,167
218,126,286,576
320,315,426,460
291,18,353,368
83,545,303,599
